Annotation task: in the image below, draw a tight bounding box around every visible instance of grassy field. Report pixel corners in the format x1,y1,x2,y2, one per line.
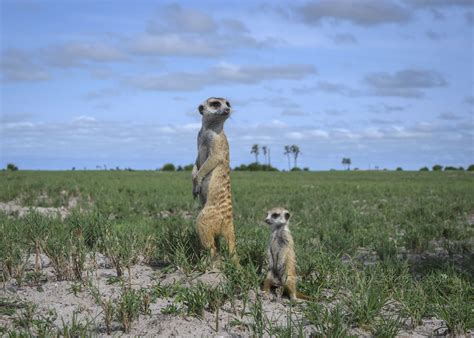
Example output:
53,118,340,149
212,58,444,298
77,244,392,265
1,170,473,336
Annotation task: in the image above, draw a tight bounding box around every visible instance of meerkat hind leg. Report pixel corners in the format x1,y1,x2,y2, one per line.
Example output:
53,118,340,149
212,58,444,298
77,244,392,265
196,209,219,257
221,225,239,263
263,275,273,293
284,276,298,301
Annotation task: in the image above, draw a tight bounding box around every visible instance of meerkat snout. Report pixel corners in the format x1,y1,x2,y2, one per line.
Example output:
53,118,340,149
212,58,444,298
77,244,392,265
265,208,290,227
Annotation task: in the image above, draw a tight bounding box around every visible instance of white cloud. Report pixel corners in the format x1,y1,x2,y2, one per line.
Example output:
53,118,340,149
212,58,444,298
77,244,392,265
147,4,218,34
44,42,127,68
73,116,97,124
0,48,50,82
286,131,305,140
129,63,316,91
330,33,358,45
294,0,412,27
310,129,329,138
364,68,447,98
129,34,221,57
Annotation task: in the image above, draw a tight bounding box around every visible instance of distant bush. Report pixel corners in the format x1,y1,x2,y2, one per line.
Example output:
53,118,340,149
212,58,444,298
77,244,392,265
396,167,403,171
161,163,176,171
419,167,429,171
290,167,302,172
444,166,459,171
468,164,474,171
6,163,18,171
233,162,278,171
176,166,183,171
432,164,443,171
183,164,194,171
303,167,310,171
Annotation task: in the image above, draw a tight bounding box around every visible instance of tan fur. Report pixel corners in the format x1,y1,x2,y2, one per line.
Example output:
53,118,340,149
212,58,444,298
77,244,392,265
262,207,311,301
193,98,237,262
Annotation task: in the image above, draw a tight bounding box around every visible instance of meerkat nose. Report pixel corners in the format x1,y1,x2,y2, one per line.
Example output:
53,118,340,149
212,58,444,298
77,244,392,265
223,107,231,115
265,218,272,225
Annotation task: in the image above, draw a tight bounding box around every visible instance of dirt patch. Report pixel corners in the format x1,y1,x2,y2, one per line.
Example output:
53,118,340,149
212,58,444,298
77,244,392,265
0,200,70,219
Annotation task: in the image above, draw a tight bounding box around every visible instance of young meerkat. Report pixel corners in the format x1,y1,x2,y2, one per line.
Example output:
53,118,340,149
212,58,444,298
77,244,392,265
263,207,312,301
192,97,237,262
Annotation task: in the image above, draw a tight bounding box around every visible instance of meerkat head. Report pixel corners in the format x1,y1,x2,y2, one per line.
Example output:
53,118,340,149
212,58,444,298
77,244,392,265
265,207,291,229
198,97,232,120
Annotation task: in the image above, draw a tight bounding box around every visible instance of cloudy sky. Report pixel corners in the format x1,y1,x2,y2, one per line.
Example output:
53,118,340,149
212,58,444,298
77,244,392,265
1,0,473,170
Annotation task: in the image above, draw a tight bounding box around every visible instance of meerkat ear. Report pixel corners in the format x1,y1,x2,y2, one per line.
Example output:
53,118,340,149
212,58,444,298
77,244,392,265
284,212,290,220
198,105,204,115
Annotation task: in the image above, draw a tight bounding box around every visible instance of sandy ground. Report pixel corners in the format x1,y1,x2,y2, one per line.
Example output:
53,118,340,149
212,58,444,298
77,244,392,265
2,251,465,337
1,198,471,336
1,253,316,336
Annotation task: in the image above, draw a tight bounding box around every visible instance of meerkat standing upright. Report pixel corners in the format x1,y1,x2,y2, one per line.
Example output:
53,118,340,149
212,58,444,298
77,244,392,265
192,97,237,261
263,207,311,301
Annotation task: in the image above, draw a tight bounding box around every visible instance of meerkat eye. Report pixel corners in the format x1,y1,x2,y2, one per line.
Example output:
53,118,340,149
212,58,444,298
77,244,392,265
272,213,280,218
210,101,221,108
226,101,231,107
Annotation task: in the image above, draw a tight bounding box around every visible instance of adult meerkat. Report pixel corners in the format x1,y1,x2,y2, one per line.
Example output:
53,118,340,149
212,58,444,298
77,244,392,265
192,97,237,261
263,207,311,301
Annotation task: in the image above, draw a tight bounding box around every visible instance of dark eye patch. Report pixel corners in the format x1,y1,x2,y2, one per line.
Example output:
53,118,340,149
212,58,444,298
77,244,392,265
210,101,221,108
271,213,280,218
226,101,231,107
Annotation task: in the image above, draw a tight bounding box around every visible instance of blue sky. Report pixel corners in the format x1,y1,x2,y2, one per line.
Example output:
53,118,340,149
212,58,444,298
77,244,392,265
1,0,473,170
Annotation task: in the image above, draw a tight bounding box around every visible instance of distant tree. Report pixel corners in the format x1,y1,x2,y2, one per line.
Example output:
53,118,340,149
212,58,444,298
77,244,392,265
72,167,76,171
183,164,194,171
161,163,175,171
262,146,268,165
116,166,120,171
396,167,403,171
251,144,260,163
6,163,18,171
419,167,429,171
444,166,458,171
303,167,309,171
177,165,183,171
458,166,464,171
290,167,302,171
284,145,292,170
342,158,351,171
468,164,474,171
290,145,301,168
432,164,443,171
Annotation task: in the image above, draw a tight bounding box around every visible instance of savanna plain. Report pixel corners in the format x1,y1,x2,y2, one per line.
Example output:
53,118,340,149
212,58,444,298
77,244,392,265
0,170,473,337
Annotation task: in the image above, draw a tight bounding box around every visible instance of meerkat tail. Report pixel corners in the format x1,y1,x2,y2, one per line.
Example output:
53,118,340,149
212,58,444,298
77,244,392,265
296,291,315,301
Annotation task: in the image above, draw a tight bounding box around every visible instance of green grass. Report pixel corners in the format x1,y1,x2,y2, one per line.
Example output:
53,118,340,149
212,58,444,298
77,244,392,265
1,170,473,336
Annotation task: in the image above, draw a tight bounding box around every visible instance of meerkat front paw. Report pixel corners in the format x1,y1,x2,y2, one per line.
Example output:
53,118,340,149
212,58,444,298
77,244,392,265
193,183,201,198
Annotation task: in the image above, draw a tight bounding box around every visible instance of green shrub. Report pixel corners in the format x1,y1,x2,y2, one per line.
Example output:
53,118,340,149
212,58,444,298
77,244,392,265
6,163,18,171
161,163,176,171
